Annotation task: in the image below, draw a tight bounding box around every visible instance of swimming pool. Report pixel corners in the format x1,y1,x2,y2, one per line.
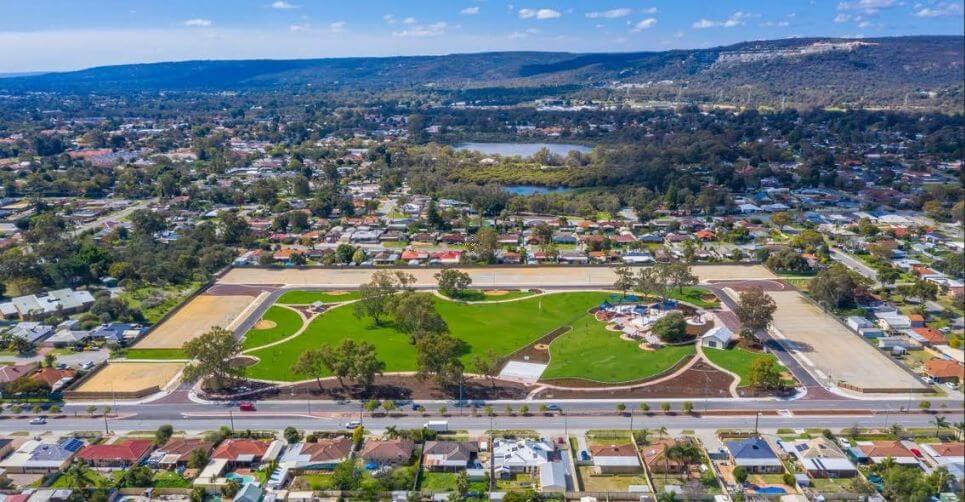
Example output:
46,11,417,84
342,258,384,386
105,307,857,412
225,472,255,485
755,486,787,495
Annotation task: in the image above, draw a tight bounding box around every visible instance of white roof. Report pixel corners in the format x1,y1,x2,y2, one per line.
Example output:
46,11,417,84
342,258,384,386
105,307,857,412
800,457,857,472
593,456,641,467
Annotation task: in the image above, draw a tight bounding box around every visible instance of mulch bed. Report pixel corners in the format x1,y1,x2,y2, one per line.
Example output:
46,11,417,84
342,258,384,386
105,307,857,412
206,374,531,401
533,360,734,399
508,325,571,364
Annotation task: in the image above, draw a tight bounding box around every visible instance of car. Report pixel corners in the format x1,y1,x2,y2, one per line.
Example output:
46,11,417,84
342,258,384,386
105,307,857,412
579,450,590,461
239,402,256,411
29,417,47,425
345,420,362,429
56,363,68,370
545,404,561,412
945,382,957,390
411,403,424,411
80,361,94,370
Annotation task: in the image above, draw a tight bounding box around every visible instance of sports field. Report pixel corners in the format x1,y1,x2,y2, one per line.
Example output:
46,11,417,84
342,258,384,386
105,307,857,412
134,294,256,349
74,362,184,395
242,291,709,384
242,305,304,349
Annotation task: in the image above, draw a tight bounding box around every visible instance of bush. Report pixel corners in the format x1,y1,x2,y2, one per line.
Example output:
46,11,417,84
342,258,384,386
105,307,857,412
733,466,748,484
651,312,688,343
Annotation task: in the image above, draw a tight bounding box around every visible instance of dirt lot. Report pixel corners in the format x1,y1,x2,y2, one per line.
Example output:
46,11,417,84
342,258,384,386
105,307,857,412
767,291,925,393
533,360,734,399
217,265,776,288
134,294,256,349
74,362,184,395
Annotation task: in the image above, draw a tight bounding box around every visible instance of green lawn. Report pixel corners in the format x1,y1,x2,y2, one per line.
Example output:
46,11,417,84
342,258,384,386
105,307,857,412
419,472,488,493
242,306,304,350
703,347,778,387
670,287,720,309
541,316,695,383
152,471,191,488
246,291,610,381
277,290,361,304
445,290,536,302
122,348,188,360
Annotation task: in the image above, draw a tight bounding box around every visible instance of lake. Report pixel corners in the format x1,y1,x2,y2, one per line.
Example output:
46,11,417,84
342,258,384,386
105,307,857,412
503,185,573,196
455,142,592,157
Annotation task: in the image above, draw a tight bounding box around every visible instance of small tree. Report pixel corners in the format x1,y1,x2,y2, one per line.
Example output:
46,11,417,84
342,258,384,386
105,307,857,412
438,406,447,416
519,405,530,416
364,399,380,415
747,357,783,390
651,312,688,343
682,401,694,414
155,424,174,445
86,405,97,417
181,326,244,391
734,287,777,343
918,400,932,411
661,402,671,413
382,400,397,414
616,403,627,415
504,404,513,415
640,403,650,414
484,405,494,416
539,404,549,415
436,268,472,299
284,426,302,444
733,466,748,484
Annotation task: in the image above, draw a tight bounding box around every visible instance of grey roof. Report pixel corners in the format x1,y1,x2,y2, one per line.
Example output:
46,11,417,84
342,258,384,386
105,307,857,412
538,461,566,490
726,437,778,461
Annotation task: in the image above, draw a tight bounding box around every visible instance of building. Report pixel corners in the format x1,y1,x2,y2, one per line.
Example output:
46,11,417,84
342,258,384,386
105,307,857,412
149,438,214,469
278,438,353,471
0,439,84,473
856,441,918,466
779,438,857,479
724,437,783,474
538,459,567,492
0,289,95,321
590,444,642,474
924,359,963,384
423,441,479,471
641,439,693,475
76,439,154,468
212,439,282,467
701,326,735,349
361,439,415,467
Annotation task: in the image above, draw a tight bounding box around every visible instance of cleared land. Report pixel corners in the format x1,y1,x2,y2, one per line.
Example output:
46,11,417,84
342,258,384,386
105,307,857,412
134,294,255,349
74,362,184,394
242,306,304,350
218,265,776,288
767,290,925,393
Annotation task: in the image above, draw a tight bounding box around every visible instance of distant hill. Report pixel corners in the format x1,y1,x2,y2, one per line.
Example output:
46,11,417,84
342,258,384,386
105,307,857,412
2,36,962,110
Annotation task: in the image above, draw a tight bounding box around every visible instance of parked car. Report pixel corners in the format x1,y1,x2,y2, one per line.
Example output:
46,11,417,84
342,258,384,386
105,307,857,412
29,417,47,425
239,402,256,411
545,404,561,412
80,361,94,370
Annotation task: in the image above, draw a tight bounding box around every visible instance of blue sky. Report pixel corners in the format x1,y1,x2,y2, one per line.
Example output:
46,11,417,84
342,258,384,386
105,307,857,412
1,0,962,72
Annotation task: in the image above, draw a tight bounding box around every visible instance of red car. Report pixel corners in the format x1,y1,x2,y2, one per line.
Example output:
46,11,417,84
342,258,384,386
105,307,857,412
239,402,256,411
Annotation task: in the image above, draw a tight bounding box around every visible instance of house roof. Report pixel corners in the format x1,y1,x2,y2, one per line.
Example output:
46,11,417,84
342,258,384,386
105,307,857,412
212,439,270,460
31,368,75,387
361,439,415,462
924,359,963,379
590,444,637,458
859,440,914,459
159,438,213,460
423,441,478,464
299,438,353,462
77,439,153,462
923,442,964,458
725,437,779,462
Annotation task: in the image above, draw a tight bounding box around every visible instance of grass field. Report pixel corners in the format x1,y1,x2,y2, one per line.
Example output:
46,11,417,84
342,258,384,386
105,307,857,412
703,347,777,387
445,289,536,302
242,306,304,350
245,292,611,381
541,316,695,383
123,348,188,360
277,290,361,304
419,472,488,493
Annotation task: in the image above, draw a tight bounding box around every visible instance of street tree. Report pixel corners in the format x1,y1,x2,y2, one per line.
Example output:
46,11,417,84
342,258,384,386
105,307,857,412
181,327,244,391
436,268,472,299
734,287,777,342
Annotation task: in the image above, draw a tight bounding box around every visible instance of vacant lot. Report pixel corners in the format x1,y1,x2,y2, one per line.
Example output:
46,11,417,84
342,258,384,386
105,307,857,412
218,265,775,288
74,362,184,395
134,294,255,349
767,291,925,393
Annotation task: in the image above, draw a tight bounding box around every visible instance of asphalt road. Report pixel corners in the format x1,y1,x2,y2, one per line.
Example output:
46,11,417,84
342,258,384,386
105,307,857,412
831,249,879,283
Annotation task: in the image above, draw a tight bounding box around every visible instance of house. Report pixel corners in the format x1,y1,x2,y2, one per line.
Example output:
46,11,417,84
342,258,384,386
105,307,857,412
924,359,963,384
0,362,40,385
30,368,76,392
724,437,783,474
0,289,95,320
278,438,353,471
6,323,54,345
538,459,567,492
233,481,264,502
590,444,641,474
641,439,695,475
490,438,557,476
0,438,84,473
779,438,857,479
150,438,214,468
621,251,654,264
909,327,947,346
701,326,735,349
212,439,280,466
361,439,415,467
76,439,154,468
921,442,964,468
857,441,918,466
423,441,479,471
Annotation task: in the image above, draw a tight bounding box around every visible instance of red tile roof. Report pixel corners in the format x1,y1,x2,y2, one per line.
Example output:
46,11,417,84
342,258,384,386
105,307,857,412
78,439,153,462
212,439,269,460
925,359,963,380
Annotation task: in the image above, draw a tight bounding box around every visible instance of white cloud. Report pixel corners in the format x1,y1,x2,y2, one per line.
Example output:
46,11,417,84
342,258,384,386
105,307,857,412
519,8,561,19
183,18,212,27
460,6,480,15
858,20,873,27
913,2,963,16
837,0,895,13
631,18,658,31
383,14,397,24
586,8,632,19
642,7,658,14
393,21,448,37
330,21,346,32
692,11,752,29
271,1,298,9
761,20,791,27
289,23,310,31
834,13,853,22
403,17,417,24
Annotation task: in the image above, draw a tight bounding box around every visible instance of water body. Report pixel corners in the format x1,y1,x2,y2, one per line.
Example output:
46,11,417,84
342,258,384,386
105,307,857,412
503,185,573,196
455,142,592,157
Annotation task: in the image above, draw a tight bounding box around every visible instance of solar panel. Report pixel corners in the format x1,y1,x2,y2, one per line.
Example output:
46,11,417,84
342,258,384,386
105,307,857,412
60,438,84,451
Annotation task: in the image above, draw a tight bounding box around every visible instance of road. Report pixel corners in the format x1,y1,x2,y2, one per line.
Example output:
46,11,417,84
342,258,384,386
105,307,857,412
831,249,878,283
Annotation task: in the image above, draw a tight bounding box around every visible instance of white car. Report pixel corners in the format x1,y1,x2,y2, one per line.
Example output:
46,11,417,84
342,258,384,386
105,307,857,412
344,420,362,429
29,417,47,425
